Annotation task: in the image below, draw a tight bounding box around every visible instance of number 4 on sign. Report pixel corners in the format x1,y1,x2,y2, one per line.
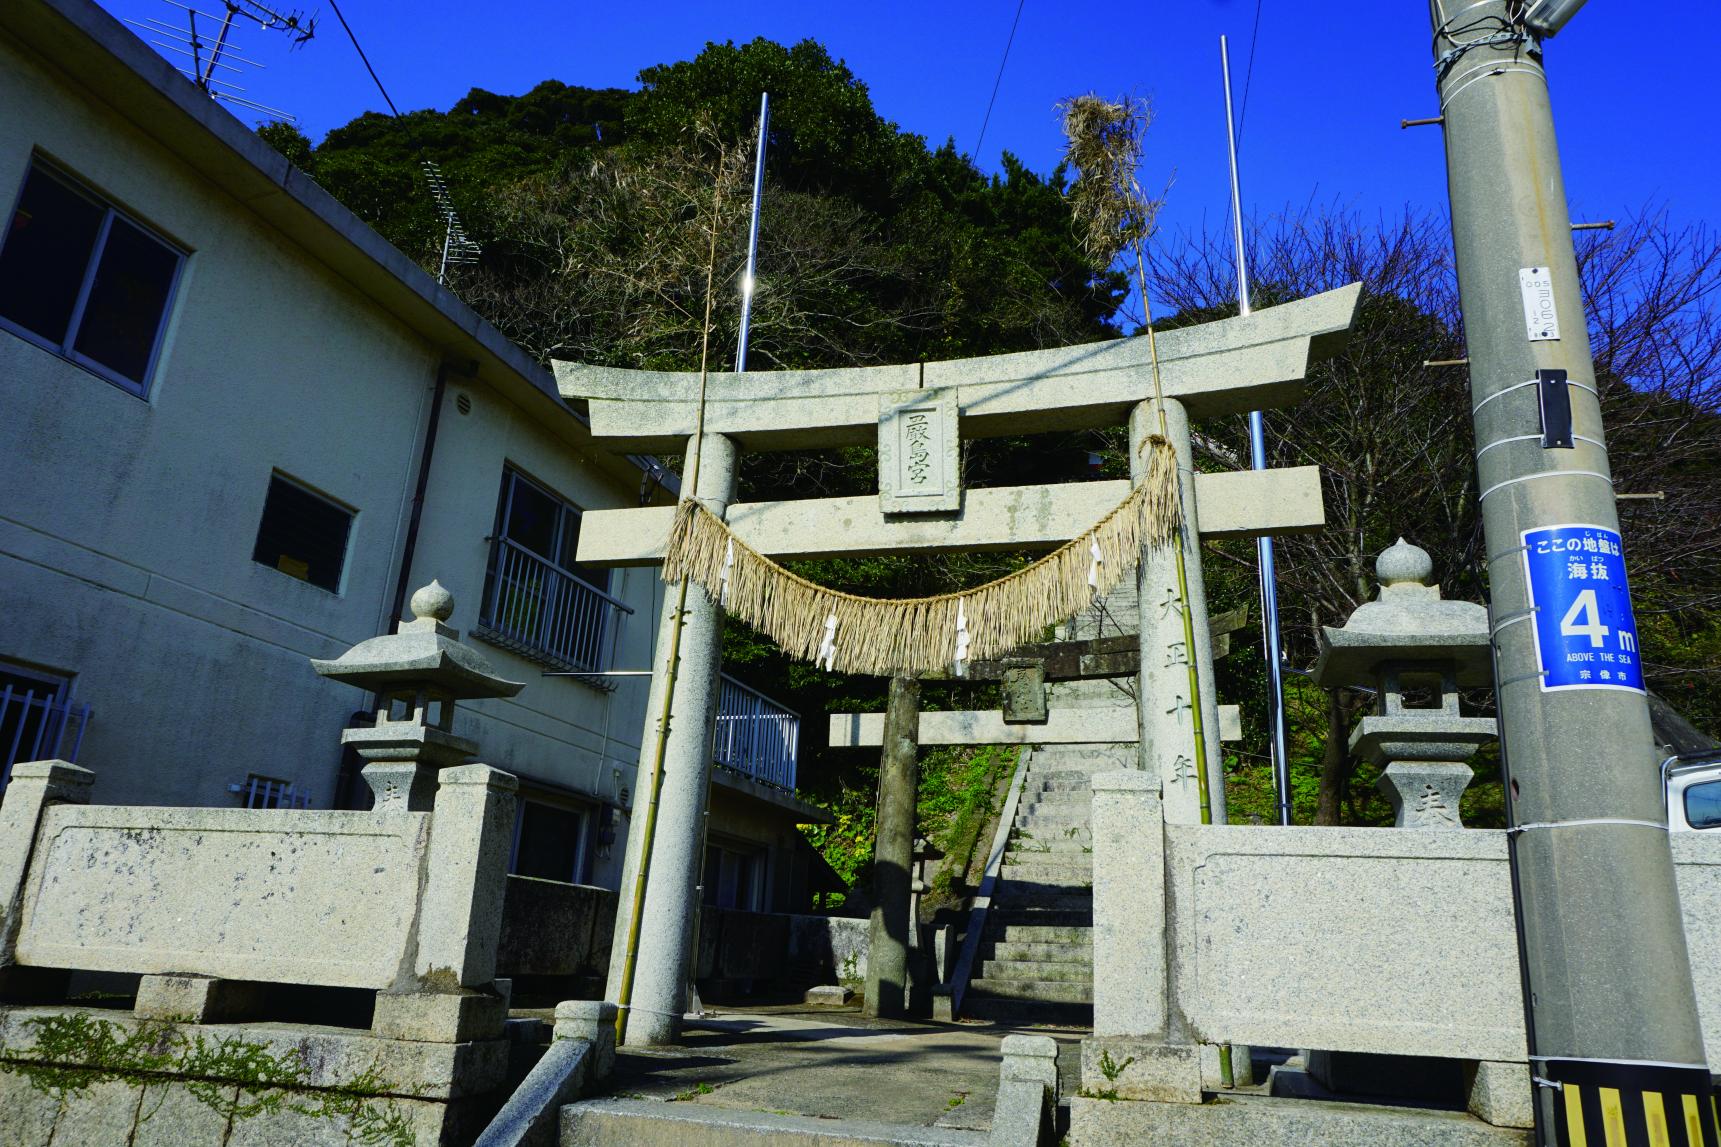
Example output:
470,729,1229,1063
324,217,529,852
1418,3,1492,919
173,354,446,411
1560,589,1609,647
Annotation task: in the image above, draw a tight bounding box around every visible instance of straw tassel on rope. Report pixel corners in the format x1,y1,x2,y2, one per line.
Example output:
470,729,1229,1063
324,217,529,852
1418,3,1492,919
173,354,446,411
663,435,1180,678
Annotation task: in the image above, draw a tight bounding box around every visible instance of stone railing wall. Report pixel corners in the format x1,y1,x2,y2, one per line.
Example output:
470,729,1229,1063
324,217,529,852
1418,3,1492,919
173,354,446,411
0,759,516,999
1091,771,1721,1076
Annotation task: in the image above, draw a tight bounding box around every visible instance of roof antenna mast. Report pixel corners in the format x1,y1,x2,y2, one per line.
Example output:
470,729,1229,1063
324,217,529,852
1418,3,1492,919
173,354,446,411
421,162,482,285
132,0,316,121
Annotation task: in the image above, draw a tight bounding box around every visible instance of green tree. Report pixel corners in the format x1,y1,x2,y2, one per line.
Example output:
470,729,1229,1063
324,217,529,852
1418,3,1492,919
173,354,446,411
1151,205,1721,824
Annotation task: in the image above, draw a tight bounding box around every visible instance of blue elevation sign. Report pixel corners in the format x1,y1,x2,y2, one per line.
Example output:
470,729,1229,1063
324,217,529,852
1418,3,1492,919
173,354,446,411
1521,523,1644,693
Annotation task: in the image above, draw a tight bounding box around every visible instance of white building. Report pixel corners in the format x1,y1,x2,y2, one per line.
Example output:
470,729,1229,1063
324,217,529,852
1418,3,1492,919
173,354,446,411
0,0,831,913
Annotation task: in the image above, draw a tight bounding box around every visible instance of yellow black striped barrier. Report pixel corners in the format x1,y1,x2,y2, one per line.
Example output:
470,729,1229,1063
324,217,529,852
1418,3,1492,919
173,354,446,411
1543,1058,1718,1147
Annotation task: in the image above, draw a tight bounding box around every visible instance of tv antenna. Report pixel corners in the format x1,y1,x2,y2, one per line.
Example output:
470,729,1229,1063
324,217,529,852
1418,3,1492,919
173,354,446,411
130,0,316,121
422,162,482,284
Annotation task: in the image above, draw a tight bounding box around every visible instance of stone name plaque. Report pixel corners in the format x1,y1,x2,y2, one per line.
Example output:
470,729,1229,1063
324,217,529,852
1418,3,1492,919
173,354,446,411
878,388,960,514
1001,662,1048,724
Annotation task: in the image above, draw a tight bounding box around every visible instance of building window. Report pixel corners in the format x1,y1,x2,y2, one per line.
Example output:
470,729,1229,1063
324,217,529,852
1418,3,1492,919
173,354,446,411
478,467,626,672
0,662,92,788
229,773,312,809
252,473,354,592
0,162,184,396
511,798,593,884
702,843,764,911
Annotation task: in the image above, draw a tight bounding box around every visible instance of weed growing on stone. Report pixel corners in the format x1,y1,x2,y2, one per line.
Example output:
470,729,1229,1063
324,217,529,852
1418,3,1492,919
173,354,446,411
0,1012,416,1146
1076,1048,1136,1102
945,1090,969,1110
671,1081,717,1101
838,952,863,991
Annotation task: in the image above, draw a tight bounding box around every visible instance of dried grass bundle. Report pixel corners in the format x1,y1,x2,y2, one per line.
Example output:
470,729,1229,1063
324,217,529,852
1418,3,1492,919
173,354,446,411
1058,94,1162,269
663,437,1181,677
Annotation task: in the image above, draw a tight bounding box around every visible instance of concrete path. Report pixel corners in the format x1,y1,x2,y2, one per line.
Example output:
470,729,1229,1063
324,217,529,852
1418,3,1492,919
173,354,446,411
565,1004,1083,1135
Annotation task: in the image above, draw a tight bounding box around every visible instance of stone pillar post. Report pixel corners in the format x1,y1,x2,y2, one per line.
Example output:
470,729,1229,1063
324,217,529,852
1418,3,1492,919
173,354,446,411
1084,771,1203,1102
1089,772,1167,1037
0,760,92,1000
415,763,519,987
993,1034,1060,1147
374,763,518,1043
1130,398,1224,824
865,675,919,1018
605,432,739,1046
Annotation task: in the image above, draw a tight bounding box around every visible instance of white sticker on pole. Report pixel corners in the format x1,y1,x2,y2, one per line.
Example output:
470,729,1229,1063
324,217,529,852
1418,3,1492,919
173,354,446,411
1520,523,1643,693
1519,266,1560,341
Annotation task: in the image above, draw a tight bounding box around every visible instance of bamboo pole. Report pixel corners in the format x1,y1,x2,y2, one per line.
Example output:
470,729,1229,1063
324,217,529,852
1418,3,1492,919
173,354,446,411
612,150,730,1046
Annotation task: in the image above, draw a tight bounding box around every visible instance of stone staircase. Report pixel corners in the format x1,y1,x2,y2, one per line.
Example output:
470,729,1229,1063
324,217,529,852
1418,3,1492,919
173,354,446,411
963,744,1128,1026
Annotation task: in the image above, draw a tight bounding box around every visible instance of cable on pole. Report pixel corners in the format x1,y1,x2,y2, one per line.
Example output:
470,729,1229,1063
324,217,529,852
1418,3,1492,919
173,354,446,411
973,0,1027,161
1237,0,1263,151
326,0,400,116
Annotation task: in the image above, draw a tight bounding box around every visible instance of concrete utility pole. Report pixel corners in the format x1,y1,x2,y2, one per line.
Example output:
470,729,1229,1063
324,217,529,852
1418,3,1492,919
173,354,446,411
865,675,919,1018
1430,6,1713,1142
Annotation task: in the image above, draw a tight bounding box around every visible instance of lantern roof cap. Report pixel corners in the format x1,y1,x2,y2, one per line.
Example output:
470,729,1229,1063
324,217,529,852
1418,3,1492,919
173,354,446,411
311,580,525,699
1312,539,1492,687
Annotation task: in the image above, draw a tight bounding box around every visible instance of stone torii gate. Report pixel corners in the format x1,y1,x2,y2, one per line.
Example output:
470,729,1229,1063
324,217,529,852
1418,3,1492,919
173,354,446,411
555,282,1360,1045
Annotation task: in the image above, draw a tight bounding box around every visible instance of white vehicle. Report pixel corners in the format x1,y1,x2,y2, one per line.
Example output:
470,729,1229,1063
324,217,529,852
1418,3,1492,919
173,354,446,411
1665,753,1721,832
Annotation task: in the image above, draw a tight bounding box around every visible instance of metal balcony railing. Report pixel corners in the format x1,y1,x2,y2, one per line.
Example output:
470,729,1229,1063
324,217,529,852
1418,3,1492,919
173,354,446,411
476,538,633,675
1,683,92,789
228,775,313,809
714,673,799,791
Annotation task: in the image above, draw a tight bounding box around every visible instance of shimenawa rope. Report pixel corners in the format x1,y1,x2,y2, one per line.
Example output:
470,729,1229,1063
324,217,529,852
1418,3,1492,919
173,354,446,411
661,439,1181,678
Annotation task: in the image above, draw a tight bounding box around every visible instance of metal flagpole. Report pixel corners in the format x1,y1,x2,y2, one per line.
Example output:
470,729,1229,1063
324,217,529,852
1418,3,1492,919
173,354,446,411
1220,36,1292,826
736,92,769,371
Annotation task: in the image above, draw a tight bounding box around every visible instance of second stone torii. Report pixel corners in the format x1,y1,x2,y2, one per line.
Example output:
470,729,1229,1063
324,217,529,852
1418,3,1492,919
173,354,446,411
555,282,1361,1045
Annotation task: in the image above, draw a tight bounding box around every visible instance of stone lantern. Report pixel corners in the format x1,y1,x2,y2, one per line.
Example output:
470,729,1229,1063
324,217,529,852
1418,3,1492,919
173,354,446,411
1312,539,1496,828
311,580,523,811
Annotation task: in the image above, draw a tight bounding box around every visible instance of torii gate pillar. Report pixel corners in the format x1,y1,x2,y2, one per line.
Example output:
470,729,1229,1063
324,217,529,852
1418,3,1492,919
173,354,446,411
604,431,737,1046
1132,397,1225,824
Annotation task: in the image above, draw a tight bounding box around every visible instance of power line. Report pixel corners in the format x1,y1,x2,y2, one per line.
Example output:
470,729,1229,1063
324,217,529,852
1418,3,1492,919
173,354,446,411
973,0,1027,161
325,0,399,116
1236,0,1263,151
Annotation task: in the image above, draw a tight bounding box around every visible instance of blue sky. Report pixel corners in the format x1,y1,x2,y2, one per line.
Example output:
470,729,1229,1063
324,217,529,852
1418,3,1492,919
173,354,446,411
103,0,1718,246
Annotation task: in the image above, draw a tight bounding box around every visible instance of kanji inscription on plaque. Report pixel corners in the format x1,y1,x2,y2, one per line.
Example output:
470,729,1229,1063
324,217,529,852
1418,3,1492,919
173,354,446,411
879,388,960,513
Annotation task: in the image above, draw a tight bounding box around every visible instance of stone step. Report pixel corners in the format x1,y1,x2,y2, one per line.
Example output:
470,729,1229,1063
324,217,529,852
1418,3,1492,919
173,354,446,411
994,889,1092,911
563,1098,990,1146
1028,745,1133,764
1000,853,1092,871
1007,830,1091,851
1026,784,1092,799
980,959,1093,984
966,977,1093,1004
1021,790,1091,809
1071,1091,1536,1147
1014,808,1090,827
1011,823,1094,840
1013,821,1089,839
989,940,1090,963
996,924,1092,944
1005,845,1091,862
1030,771,1097,792
958,994,1093,1026
989,909,1093,930
998,862,1092,885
